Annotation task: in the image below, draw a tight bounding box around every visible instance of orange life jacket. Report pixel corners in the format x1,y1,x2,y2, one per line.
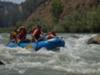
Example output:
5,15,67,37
32,28,42,36
17,28,27,41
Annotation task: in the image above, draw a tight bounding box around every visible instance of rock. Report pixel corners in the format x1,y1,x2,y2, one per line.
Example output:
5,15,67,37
0,60,5,65
87,35,100,44
0,35,3,44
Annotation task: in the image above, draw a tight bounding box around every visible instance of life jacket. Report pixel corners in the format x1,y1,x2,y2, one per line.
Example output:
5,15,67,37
32,27,42,36
17,28,27,41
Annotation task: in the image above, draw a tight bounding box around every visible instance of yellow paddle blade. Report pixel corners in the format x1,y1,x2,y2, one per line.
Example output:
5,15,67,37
26,45,33,49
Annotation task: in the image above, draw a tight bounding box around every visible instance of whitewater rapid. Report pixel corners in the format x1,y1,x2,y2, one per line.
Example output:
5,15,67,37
0,33,100,75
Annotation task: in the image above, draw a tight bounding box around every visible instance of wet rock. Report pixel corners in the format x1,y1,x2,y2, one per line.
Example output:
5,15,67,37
0,35,3,44
0,60,5,65
87,35,100,44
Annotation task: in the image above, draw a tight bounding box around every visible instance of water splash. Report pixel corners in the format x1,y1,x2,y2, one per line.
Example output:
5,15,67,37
0,33,100,75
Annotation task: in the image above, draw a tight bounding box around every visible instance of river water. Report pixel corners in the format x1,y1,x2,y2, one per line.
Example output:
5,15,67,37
0,33,100,75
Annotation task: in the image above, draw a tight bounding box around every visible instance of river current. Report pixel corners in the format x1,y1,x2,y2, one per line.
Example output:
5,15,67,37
0,33,100,75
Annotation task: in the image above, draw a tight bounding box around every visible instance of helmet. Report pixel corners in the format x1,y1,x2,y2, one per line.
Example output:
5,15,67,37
18,26,26,32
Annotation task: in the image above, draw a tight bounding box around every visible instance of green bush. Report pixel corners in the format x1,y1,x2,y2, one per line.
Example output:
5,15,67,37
52,0,63,22
62,5,100,33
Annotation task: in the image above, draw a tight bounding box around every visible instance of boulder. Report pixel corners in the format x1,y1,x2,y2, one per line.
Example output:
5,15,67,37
87,35,100,44
0,35,3,44
0,60,5,65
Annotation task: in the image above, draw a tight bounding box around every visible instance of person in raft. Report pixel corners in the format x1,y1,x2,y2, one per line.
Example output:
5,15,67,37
10,27,18,43
10,26,27,43
46,31,57,39
31,25,44,42
16,26,27,43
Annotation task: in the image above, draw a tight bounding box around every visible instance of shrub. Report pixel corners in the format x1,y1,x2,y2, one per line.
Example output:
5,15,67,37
51,0,63,22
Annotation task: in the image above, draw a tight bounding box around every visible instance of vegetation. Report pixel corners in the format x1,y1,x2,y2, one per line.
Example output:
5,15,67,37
61,5,100,33
0,27,14,33
51,0,63,22
29,4,100,33
1,0,100,33
25,17,50,32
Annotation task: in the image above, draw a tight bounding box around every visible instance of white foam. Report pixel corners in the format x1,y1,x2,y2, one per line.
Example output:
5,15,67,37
1,33,100,74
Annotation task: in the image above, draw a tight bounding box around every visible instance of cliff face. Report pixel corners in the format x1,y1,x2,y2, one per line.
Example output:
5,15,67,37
21,0,47,19
0,0,100,28
0,0,47,27
25,0,99,25
0,1,21,27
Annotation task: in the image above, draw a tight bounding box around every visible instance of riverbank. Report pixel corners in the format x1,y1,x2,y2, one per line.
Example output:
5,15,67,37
0,28,14,33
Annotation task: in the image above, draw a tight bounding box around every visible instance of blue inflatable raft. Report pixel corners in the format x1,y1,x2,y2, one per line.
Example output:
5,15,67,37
7,37,65,51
